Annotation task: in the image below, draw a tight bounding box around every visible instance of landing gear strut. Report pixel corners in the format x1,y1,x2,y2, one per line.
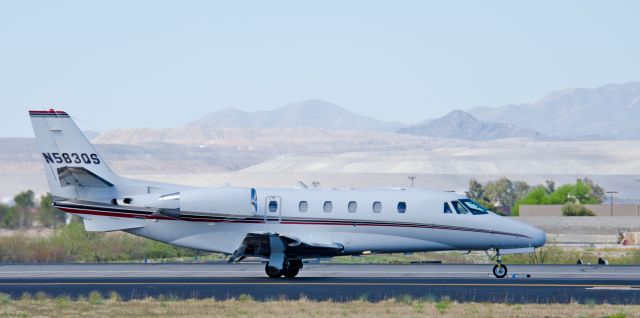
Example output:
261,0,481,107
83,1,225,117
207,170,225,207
265,260,303,278
492,252,508,278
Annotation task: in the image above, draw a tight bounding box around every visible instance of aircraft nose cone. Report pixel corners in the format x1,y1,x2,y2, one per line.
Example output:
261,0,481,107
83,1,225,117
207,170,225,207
531,227,546,248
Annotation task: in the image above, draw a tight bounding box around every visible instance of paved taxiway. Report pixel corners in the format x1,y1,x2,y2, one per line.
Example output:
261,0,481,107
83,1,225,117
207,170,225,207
0,264,638,303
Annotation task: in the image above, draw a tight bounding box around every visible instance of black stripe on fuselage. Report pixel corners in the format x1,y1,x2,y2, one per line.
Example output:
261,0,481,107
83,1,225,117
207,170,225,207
54,202,530,238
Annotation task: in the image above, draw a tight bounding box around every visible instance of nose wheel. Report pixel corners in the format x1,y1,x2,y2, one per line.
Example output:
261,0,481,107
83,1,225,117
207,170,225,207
492,251,508,278
493,263,508,278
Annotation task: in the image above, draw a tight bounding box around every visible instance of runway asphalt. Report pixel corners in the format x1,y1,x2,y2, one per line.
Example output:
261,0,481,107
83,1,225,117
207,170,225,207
0,263,638,303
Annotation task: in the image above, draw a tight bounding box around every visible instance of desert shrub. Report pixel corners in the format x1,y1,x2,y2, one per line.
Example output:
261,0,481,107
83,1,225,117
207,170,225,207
0,222,204,263
562,203,595,216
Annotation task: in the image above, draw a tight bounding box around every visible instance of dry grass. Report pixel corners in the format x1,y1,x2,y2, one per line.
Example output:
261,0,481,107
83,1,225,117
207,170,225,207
0,295,638,318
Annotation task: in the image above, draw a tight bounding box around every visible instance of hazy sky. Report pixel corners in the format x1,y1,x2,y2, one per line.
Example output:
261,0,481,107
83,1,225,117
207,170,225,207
2,1,639,137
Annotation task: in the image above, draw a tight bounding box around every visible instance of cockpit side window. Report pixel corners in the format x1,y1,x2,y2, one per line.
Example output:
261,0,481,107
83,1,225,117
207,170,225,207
451,201,469,214
443,202,453,214
459,199,489,215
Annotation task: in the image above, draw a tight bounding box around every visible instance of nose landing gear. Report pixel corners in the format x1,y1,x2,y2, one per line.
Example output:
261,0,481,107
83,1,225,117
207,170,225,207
488,249,508,278
492,263,508,278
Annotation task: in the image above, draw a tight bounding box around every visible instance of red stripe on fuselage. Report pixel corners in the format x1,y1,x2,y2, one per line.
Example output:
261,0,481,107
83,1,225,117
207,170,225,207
58,207,172,220
58,205,528,238
29,109,68,115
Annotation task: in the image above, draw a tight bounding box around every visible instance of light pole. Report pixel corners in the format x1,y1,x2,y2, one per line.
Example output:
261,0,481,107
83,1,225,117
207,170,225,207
408,175,416,188
606,191,618,216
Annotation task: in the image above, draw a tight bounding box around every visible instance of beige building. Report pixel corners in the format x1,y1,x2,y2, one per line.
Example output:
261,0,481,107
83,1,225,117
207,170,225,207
519,204,640,217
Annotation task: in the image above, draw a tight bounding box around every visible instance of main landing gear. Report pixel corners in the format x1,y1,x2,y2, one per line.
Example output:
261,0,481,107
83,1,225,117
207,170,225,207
265,260,303,278
492,251,508,278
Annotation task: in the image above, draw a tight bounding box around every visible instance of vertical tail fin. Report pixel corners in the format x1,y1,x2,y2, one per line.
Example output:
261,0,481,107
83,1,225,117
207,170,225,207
29,109,120,201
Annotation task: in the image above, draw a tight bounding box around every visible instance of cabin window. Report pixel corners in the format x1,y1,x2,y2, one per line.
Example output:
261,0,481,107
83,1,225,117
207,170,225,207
459,199,489,215
348,201,357,213
299,201,308,213
397,202,407,213
451,201,469,214
268,200,278,213
323,201,333,213
372,201,382,213
444,202,453,214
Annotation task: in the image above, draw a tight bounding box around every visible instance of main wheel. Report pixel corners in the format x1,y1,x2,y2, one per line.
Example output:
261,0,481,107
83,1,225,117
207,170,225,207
265,264,283,278
282,260,302,278
283,267,300,278
493,264,508,278
288,260,303,270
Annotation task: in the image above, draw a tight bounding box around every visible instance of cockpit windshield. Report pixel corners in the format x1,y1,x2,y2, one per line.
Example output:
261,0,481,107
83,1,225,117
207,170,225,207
459,199,489,215
450,201,469,214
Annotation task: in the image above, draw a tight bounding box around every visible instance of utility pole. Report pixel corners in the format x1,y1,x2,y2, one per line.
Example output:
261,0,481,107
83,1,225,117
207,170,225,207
408,175,416,188
606,191,618,216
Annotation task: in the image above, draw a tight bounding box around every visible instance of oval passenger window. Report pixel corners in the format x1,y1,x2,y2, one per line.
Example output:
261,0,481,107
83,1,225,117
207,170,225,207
348,201,357,213
397,202,407,213
299,201,308,213
323,201,333,213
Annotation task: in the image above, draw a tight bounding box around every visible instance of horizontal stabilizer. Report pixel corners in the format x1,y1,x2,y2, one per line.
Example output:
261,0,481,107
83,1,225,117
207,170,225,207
83,217,146,232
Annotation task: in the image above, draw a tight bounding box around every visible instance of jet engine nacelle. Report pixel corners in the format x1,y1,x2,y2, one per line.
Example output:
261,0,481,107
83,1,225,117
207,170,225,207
179,187,257,216
117,187,258,218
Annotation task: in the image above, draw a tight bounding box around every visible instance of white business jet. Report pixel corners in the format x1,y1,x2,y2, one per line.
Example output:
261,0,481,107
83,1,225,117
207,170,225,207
29,109,545,278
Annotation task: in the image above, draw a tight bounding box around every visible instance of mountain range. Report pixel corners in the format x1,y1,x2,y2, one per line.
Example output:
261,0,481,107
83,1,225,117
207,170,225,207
186,99,404,132
397,110,543,140
468,82,640,139
183,81,640,140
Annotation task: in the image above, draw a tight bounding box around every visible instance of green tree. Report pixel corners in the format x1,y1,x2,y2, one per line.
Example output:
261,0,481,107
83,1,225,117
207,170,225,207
467,179,485,202
483,177,530,208
3,190,35,229
2,207,19,229
467,178,532,215
14,190,35,209
0,205,9,223
514,179,605,215
545,180,555,194
38,193,66,228
467,179,500,213
513,181,531,201
580,178,605,203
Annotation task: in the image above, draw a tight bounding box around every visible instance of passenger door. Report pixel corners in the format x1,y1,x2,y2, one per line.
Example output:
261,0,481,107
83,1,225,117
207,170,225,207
264,196,282,223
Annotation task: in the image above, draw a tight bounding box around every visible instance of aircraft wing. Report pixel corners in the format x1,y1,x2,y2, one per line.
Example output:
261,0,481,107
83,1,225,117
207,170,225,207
230,232,344,262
